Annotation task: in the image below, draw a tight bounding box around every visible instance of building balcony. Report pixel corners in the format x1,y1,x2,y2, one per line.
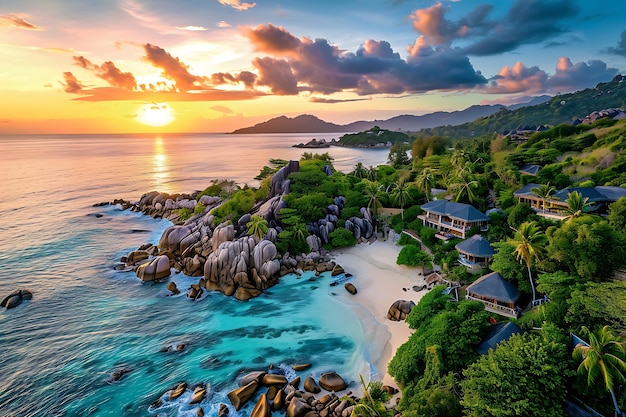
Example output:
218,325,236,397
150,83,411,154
465,294,520,318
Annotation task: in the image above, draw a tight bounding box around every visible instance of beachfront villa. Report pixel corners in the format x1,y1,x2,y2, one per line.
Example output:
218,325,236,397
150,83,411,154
513,183,626,219
418,200,489,239
455,235,495,272
465,272,521,319
476,322,524,355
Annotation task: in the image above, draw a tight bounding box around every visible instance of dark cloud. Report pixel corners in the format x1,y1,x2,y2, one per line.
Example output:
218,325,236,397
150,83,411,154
0,14,42,30
143,43,207,91
244,24,301,54
252,57,299,95
240,24,486,96
408,0,579,56
61,72,85,94
309,97,370,104
73,56,137,90
211,71,257,89
607,30,626,56
546,57,618,92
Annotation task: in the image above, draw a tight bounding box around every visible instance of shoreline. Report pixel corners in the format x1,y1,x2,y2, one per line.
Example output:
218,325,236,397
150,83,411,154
332,234,428,388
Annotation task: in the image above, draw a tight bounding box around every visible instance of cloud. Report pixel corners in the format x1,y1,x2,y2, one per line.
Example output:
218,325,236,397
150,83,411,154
239,24,486,96
218,0,256,11
142,43,208,91
607,30,626,56
176,26,208,31
546,57,618,92
0,14,42,30
217,21,231,28
61,72,85,94
73,56,137,90
408,0,579,56
484,57,618,95
309,97,370,104
211,71,257,89
211,105,234,114
71,87,264,102
244,24,301,54
485,62,548,94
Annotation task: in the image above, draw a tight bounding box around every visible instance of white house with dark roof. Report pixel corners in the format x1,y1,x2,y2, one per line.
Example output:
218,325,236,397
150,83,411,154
513,183,626,219
418,200,489,239
466,271,521,318
455,235,496,271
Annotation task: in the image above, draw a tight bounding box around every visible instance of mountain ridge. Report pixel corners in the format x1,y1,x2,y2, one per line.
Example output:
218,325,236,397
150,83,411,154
230,96,553,134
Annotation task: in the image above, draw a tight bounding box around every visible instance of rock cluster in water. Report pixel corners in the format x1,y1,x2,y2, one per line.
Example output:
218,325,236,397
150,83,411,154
105,160,376,301
149,364,398,417
1,289,33,309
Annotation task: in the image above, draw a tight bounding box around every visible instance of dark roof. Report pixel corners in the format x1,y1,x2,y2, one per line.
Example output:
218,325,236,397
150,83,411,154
455,235,496,257
466,272,520,304
520,164,542,176
476,322,524,355
420,200,489,222
552,187,606,204
513,183,541,197
595,186,626,202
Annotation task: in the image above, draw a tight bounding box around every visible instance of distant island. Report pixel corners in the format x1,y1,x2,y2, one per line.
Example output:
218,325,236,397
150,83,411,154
230,103,542,134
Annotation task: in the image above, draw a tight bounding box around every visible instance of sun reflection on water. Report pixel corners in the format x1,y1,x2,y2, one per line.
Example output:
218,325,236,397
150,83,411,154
152,136,172,193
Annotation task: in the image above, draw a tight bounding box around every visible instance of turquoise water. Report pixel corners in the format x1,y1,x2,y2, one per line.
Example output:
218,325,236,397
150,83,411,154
0,133,390,417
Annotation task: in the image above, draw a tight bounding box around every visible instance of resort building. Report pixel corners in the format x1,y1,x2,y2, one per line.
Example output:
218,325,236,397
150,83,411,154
465,272,521,319
418,200,489,239
455,235,496,272
514,183,626,219
476,322,524,355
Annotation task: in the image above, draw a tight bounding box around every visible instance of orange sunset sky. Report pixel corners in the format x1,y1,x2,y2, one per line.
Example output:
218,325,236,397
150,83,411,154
1,0,626,134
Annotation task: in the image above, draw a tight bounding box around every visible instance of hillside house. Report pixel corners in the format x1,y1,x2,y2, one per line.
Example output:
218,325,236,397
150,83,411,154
418,200,489,239
455,235,496,271
466,272,521,318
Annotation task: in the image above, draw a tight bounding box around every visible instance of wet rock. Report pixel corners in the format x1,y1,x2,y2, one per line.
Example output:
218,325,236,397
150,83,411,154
188,284,203,300
318,372,347,392
218,403,229,417
166,281,180,295
190,384,207,404
286,398,312,417
292,364,311,371
331,264,345,276
136,254,171,282
289,376,301,389
239,371,267,387
303,376,321,394
344,283,357,295
1,289,33,309
251,393,270,417
125,250,149,265
107,366,133,384
272,388,286,410
227,380,258,411
263,374,288,386
169,382,188,400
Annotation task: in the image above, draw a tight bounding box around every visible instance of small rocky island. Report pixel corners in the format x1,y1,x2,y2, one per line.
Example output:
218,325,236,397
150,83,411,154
292,138,331,148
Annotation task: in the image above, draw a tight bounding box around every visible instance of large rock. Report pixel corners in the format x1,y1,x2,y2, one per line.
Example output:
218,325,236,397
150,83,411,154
331,264,345,276
344,283,357,295
318,372,347,392
190,384,207,404
227,380,259,410
1,289,32,309
251,393,270,417
386,299,415,321
136,255,171,282
286,398,312,417
303,376,321,393
239,371,266,387
263,374,288,386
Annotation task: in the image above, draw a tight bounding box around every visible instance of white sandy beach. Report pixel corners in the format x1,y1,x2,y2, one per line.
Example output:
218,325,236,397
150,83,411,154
333,233,429,388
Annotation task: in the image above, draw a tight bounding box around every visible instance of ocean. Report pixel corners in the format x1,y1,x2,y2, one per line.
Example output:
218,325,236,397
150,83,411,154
0,133,390,417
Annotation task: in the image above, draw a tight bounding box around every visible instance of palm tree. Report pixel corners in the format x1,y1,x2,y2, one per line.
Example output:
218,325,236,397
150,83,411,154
350,162,367,179
563,190,591,222
450,168,479,204
390,180,412,220
366,165,378,182
531,183,556,212
363,180,384,216
510,221,547,304
573,326,626,417
415,168,436,202
246,215,269,240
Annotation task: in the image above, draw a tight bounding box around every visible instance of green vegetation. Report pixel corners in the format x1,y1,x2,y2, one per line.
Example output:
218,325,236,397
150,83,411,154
338,126,411,147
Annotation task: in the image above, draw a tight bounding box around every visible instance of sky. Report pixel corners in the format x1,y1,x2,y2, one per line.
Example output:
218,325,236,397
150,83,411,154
1,0,626,134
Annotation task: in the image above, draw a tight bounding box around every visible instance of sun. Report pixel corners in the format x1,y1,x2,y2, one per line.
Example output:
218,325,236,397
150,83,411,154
137,103,175,127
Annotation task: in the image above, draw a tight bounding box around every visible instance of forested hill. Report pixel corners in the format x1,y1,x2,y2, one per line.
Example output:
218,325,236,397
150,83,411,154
417,75,626,139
